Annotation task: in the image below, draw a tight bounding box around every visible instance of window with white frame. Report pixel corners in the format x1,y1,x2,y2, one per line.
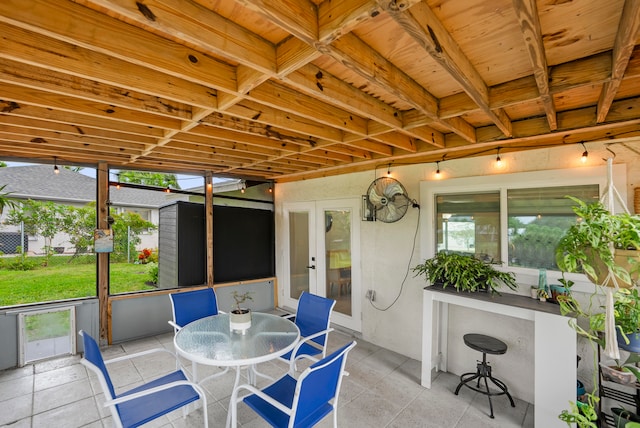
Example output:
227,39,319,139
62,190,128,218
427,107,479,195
422,165,626,285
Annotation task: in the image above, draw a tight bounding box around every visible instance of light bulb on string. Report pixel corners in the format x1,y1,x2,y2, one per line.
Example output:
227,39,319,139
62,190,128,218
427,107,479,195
53,157,59,174
580,142,588,163
434,161,441,179
386,164,392,177
495,148,502,168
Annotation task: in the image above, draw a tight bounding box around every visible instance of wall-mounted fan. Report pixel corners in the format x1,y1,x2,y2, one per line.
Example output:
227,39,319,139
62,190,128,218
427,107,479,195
366,177,410,223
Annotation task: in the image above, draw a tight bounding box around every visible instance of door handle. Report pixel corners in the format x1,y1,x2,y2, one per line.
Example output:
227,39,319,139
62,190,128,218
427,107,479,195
306,265,316,269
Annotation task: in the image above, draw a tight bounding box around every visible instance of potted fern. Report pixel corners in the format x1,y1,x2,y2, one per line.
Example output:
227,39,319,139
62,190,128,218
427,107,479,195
229,291,253,332
413,252,518,294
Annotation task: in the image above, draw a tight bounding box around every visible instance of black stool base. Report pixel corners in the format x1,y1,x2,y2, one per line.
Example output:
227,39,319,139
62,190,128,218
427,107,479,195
454,357,515,418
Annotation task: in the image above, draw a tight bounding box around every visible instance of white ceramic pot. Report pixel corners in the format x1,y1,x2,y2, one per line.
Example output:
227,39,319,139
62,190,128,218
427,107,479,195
230,309,252,333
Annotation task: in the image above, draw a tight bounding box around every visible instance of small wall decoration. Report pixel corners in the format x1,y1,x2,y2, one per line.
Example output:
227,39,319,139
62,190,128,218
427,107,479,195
94,229,113,253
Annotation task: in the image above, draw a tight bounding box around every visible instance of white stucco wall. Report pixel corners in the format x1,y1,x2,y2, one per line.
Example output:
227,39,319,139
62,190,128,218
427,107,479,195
274,141,640,401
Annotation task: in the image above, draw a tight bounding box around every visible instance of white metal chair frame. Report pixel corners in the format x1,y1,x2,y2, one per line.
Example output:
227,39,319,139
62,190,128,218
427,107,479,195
79,331,208,428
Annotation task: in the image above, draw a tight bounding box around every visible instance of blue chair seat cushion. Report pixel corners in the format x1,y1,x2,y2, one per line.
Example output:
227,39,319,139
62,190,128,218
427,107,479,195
116,370,200,428
243,374,333,428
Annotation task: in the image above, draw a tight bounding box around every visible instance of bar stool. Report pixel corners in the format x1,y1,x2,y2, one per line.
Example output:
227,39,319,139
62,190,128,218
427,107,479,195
454,333,515,418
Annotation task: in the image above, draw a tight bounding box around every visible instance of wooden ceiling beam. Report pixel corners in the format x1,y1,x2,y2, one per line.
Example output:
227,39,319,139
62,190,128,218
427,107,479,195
0,57,193,121
0,132,144,156
379,0,513,137
596,0,640,122
0,22,219,108
0,115,157,145
234,0,318,42
0,82,183,130
328,33,476,142
0,0,237,91
512,0,557,130
0,143,134,163
0,103,164,138
76,0,277,74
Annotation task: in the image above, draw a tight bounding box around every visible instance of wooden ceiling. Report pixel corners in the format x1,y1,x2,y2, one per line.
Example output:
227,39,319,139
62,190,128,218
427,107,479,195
0,0,639,183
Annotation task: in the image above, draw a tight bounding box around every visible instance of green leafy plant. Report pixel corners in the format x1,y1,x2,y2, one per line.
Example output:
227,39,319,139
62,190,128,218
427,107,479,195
0,184,17,215
555,196,640,287
413,252,518,293
613,288,640,336
146,262,158,285
558,392,599,428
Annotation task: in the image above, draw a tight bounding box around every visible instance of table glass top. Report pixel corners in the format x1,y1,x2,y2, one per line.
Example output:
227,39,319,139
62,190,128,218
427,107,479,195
174,312,299,365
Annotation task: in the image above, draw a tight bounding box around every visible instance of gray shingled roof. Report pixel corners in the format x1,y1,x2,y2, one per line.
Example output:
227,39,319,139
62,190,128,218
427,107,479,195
0,165,173,208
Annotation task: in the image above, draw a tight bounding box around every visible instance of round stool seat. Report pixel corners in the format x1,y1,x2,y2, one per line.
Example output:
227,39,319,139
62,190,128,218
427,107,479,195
463,333,507,355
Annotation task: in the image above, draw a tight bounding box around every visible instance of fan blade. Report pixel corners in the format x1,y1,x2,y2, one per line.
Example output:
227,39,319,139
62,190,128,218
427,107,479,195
383,182,405,198
368,186,384,208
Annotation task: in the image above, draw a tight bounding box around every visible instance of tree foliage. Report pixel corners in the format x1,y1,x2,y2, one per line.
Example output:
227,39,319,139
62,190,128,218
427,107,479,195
118,171,180,189
5,200,156,263
0,184,17,215
5,200,66,264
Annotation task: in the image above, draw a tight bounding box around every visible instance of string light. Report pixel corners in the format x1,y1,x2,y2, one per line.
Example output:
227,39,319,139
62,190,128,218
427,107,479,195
495,148,502,168
164,187,171,193
240,180,246,193
435,161,441,179
581,142,588,163
386,164,392,177
268,182,273,193
53,157,59,174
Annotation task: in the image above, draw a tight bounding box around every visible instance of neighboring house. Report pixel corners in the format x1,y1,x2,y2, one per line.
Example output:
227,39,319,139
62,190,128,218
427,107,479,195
0,165,186,255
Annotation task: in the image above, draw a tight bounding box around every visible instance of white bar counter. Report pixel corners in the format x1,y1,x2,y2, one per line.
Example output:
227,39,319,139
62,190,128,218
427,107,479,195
422,286,576,428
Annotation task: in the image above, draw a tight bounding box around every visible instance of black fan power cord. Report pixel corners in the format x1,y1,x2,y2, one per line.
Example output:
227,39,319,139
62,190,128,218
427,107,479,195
369,199,420,311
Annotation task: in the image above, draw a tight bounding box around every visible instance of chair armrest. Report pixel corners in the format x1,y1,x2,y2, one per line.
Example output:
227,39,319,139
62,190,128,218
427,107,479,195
104,347,177,365
232,383,293,416
281,313,295,320
168,320,181,331
287,327,334,372
299,327,334,345
105,377,206,406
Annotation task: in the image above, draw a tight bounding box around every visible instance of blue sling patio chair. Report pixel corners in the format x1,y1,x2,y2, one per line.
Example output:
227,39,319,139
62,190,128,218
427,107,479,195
229,340,357,428
169,287,228,382
279,292,336,370
168,287,221,332
79,330,208,428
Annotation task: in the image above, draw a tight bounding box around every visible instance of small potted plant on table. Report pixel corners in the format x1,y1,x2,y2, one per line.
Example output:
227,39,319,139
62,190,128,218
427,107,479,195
229,291,253,333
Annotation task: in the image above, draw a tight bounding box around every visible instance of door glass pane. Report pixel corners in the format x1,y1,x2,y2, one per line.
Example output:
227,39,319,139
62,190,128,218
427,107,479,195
325,210,352,316
289,211,310,300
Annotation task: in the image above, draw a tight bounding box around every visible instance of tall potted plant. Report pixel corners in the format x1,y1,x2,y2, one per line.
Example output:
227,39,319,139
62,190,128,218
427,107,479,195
413,252,518,294
555,196,640,425
229,291,253,332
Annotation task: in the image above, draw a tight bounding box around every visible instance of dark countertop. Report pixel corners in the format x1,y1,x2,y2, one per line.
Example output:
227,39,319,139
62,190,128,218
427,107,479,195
424,285,564,316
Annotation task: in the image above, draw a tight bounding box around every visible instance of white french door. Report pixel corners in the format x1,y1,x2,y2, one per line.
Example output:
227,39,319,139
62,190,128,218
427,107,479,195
282,199,361,331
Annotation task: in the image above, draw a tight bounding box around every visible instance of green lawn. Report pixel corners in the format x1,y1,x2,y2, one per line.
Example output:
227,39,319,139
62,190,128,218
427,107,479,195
0,261,156,307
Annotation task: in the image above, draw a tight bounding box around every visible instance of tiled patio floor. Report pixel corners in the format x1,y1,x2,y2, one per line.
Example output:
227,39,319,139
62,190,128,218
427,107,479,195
0,329,534,427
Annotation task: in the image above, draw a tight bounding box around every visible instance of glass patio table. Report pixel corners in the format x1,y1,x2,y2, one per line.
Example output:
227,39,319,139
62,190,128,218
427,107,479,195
174,312,300,387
